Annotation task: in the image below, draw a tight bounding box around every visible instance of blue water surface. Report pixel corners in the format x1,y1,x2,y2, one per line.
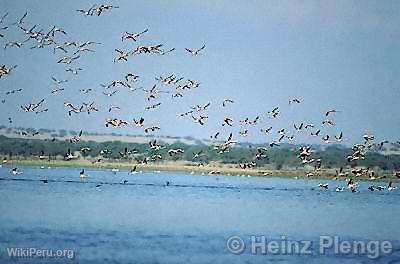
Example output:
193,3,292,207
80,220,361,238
0,165,399,263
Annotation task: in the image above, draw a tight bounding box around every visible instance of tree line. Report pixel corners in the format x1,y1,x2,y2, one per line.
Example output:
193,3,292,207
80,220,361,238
1,135,400,171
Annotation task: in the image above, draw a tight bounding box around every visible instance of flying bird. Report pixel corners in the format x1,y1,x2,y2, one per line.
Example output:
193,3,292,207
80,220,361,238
185,45,206,56
222,98,234,107
121,29,148,42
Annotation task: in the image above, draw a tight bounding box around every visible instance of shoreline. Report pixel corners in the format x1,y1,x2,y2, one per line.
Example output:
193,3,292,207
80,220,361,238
1,158,398,182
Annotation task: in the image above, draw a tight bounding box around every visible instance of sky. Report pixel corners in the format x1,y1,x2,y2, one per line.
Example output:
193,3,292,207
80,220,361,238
0,0,399,145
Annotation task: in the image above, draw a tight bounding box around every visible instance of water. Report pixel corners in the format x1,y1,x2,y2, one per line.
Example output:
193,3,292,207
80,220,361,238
0,165,399,263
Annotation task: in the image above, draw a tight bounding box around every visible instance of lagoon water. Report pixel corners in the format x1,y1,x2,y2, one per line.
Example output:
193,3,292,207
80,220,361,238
0,165,399,263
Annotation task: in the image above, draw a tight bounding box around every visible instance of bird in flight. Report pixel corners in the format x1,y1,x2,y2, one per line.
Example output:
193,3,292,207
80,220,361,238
261,127,273,134
191,115,208,126
13,12,28,25
108,106,121,112
113,49,131,62
325,109,339,117
103,90,118,97
121,29,148,42
51,77,68,85
0,64,17,78
70,130,83,143
0,12,8,24
66,68,83,75
51,88,65,94
222,98,234,107
5,88,23,95
57,55,80,64
76,4,97,16
322,119,335,126
144,126,161,133
133,117,145,127
222,117,234,127
289,97,301,105
185,45,206,56
145,102,161,110
267,107,280,118
20,99,45,113
105,118,128,128
4,40,27,49
191,102,211,112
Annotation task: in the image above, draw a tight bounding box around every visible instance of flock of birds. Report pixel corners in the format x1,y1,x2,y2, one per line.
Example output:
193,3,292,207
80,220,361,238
1,5,399,193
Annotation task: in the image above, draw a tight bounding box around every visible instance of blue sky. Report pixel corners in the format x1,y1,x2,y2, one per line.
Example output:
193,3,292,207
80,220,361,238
1,0,399,144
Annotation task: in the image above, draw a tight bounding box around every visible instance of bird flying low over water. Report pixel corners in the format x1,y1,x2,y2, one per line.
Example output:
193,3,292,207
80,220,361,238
80,169,87,178
388,182,397,191
11,167,23,175
130,166,139,174
318,183,328,189
65,149,78,160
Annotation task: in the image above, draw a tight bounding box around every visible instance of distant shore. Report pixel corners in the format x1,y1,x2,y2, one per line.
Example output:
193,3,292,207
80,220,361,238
1,158,398,182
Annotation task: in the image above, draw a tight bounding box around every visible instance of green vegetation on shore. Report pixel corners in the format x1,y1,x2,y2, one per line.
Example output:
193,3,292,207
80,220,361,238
1,134,400,181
